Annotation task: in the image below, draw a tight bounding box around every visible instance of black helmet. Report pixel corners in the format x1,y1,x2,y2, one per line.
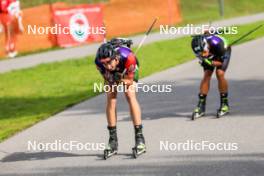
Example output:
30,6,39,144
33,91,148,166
97,43,117,60
191,35,208,55
109,38,133,48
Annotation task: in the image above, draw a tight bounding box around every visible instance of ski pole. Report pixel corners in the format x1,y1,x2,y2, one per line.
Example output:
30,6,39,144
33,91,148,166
229,24,263,46
120,18,158,78
103,21,107,43
135,17,158,55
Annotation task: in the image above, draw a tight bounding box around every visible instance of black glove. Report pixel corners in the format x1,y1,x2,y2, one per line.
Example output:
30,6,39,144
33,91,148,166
200,58,213,67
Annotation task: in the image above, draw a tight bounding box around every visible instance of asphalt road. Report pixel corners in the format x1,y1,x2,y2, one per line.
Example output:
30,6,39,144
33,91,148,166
0,38,264,176
1,12,264,73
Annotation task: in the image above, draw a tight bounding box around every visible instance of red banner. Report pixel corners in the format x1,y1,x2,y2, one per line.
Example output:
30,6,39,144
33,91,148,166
52,4,104,47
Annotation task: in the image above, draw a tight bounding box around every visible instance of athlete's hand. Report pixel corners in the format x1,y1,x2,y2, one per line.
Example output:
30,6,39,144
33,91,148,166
104,72,116,85
113,72,122,82
201,58,213,67
120,78,134,86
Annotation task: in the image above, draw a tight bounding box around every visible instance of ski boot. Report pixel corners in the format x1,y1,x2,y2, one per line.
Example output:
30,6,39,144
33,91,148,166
217,93,230,118
192,94,206,120
132,125,146,158
104,126,118,160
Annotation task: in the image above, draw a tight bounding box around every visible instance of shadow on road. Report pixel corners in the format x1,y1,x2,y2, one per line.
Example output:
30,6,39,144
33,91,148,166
114,79,264,121
0,151,133,162
1,153,264,176
1,78,263,124
0,151,100,162
60,78,264,121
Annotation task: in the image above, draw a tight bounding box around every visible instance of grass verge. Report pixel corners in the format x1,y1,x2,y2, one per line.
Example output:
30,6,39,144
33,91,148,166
180,0,264,24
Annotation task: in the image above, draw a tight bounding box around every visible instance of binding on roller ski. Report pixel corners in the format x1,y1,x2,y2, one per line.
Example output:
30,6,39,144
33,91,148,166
216,97,229,118
191,96,206,120
132,125,146,158
103,125,147,160
104,126,118,160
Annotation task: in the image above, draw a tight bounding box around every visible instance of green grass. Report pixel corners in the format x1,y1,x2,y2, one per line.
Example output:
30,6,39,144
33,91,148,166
180,0,264,24
0,21,264,141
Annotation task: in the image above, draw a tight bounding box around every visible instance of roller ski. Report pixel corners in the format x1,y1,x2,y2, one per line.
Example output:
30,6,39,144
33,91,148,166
104,144,117,160
132,125,146,159
217,95,229,118
217,106,229,118
132,142,146,159
104,126,118,160
192,94,206,120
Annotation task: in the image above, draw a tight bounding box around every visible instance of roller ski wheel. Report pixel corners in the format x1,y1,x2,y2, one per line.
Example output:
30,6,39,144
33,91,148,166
216,104,229,118
191,107,205,120
192,111,205,120
132,143,146,159
104,148,117,160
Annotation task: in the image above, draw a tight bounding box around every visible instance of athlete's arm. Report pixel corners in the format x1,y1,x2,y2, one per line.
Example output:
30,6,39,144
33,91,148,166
210,37,226,67
95,58,110,83
120,53,137,86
